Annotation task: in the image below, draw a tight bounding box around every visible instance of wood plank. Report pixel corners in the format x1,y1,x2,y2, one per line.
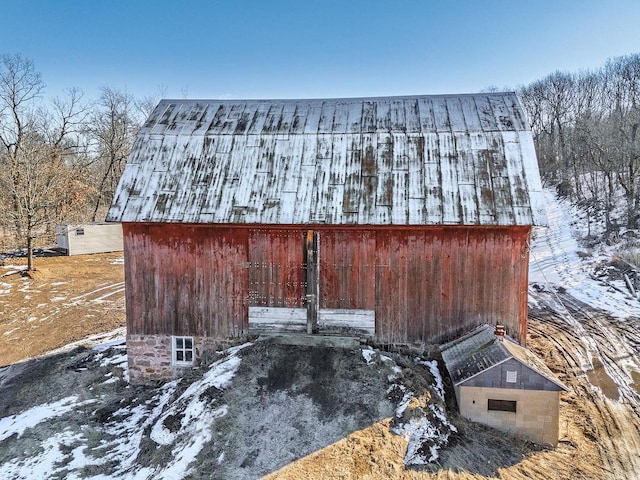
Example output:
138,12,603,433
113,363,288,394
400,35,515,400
248,306,307,333
318,309,375,337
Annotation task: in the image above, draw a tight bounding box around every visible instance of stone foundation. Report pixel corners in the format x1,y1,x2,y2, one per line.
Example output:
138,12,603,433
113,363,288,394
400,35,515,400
126,334,240,382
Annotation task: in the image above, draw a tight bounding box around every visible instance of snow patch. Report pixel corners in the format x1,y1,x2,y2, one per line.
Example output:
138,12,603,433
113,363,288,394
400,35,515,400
0,397,92,441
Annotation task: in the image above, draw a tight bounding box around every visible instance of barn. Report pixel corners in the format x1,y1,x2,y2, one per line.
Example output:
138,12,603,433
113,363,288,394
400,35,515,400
441,324,568,446
106,93,547,381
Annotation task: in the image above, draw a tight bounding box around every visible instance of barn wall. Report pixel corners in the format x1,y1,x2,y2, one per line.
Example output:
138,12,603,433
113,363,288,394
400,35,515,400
124,223,529,344
371,227,530,344
123,223,248,337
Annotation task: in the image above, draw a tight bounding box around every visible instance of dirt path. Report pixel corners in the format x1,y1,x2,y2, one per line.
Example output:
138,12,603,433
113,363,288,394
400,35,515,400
528,296,640,479
0,253,125,366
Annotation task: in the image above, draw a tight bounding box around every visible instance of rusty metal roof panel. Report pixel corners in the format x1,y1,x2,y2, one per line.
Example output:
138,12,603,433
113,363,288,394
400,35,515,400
106,93,547,226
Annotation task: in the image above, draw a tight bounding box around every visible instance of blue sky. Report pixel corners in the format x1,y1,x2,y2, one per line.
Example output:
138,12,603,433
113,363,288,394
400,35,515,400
3,0,640,101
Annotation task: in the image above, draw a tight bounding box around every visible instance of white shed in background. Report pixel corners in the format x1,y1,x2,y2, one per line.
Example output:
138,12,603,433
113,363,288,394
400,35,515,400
55,223,123,256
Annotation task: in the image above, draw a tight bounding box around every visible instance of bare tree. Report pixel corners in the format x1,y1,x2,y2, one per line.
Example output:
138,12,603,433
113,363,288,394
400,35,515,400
87,87,142,221
0,54,90,270
520,55,640,234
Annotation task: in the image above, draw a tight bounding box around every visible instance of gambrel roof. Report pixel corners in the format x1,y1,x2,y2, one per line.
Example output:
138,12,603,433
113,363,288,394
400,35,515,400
106,93,547,226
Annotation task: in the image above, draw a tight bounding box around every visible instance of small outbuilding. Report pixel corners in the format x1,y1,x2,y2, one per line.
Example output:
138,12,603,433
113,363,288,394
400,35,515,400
55,223,123,256
441,325,568,446
106,93,547,381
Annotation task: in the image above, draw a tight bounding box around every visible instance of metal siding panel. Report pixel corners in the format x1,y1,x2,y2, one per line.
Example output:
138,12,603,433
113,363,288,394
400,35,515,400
294,165,316,223
407,136,425,200
291,102,310,133
403,98,421,132
245,103,270,134
332,102,349,133
375,100,391,131
438,133,461,224
408,197,425,224
474,95,498,131
279,102,296,135
417,97,437,132
473,149,495,223
303,103,322,134
424,154,443,224
360,101,376,132
459,184,479,225
432,97,451,132
389,98,406,131
343,146,361,214
489,94,519,131
177,102,207,135
318,101,336,133
263,103,285,134
491,176,515,225
460,96,483,131
445,97,467,132
502,93,528,130
392,133,408,170
204,104,229,134
328,135,348,186
392,170,408,224
376,171,392,207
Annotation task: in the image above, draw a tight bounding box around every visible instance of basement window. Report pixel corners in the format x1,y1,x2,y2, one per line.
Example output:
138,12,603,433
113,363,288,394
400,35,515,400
488,399,517,413
172,336,194,365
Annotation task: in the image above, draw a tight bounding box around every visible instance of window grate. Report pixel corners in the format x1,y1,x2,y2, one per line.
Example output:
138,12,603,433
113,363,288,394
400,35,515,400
488,399,517,413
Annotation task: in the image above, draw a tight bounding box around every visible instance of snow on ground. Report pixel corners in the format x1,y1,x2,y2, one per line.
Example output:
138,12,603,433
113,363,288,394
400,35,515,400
529,189,640,320
529,188,640,411
0,341,253,480
0,397,93,442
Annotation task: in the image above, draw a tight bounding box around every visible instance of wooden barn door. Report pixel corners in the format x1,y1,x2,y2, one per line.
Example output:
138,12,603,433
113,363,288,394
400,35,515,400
247,229,375,337
247,230,306,308
318,230,376,337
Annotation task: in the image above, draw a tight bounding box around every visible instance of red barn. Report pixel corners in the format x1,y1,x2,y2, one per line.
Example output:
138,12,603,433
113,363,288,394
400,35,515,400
106,93,546,381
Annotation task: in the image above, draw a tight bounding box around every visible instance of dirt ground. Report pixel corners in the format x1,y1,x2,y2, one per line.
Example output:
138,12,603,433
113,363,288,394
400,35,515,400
0,253,125,367
1,255,639,479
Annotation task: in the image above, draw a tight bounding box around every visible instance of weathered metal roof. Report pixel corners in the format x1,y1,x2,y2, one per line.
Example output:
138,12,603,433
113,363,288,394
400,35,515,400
106,93,547,226
441,325,568,390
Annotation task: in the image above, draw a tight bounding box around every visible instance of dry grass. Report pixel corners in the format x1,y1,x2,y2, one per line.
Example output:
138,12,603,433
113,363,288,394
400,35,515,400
0,256,637,479
0,252,125,366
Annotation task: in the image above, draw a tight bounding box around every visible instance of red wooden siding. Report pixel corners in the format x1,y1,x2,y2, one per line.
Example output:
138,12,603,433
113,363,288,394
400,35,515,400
319,231,376,310
124,223,530,344
373,228,530,344
124,224,248,337
248,230,306,307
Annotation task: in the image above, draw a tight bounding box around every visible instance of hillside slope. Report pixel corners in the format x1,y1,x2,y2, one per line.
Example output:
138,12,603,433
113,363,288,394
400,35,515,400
0,190,638,479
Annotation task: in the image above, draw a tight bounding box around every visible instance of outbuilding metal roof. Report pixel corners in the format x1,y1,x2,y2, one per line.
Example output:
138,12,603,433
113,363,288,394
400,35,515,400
106,93,547,226
441,325,568,390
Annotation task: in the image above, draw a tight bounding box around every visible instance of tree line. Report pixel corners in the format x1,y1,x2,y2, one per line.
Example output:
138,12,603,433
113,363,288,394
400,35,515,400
518,53,640,236
2,53,639,269
0,54,154,269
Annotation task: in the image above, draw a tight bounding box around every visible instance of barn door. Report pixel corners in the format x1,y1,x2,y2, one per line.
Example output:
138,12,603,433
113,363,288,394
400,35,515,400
248,230,306,308
247,229,374,338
